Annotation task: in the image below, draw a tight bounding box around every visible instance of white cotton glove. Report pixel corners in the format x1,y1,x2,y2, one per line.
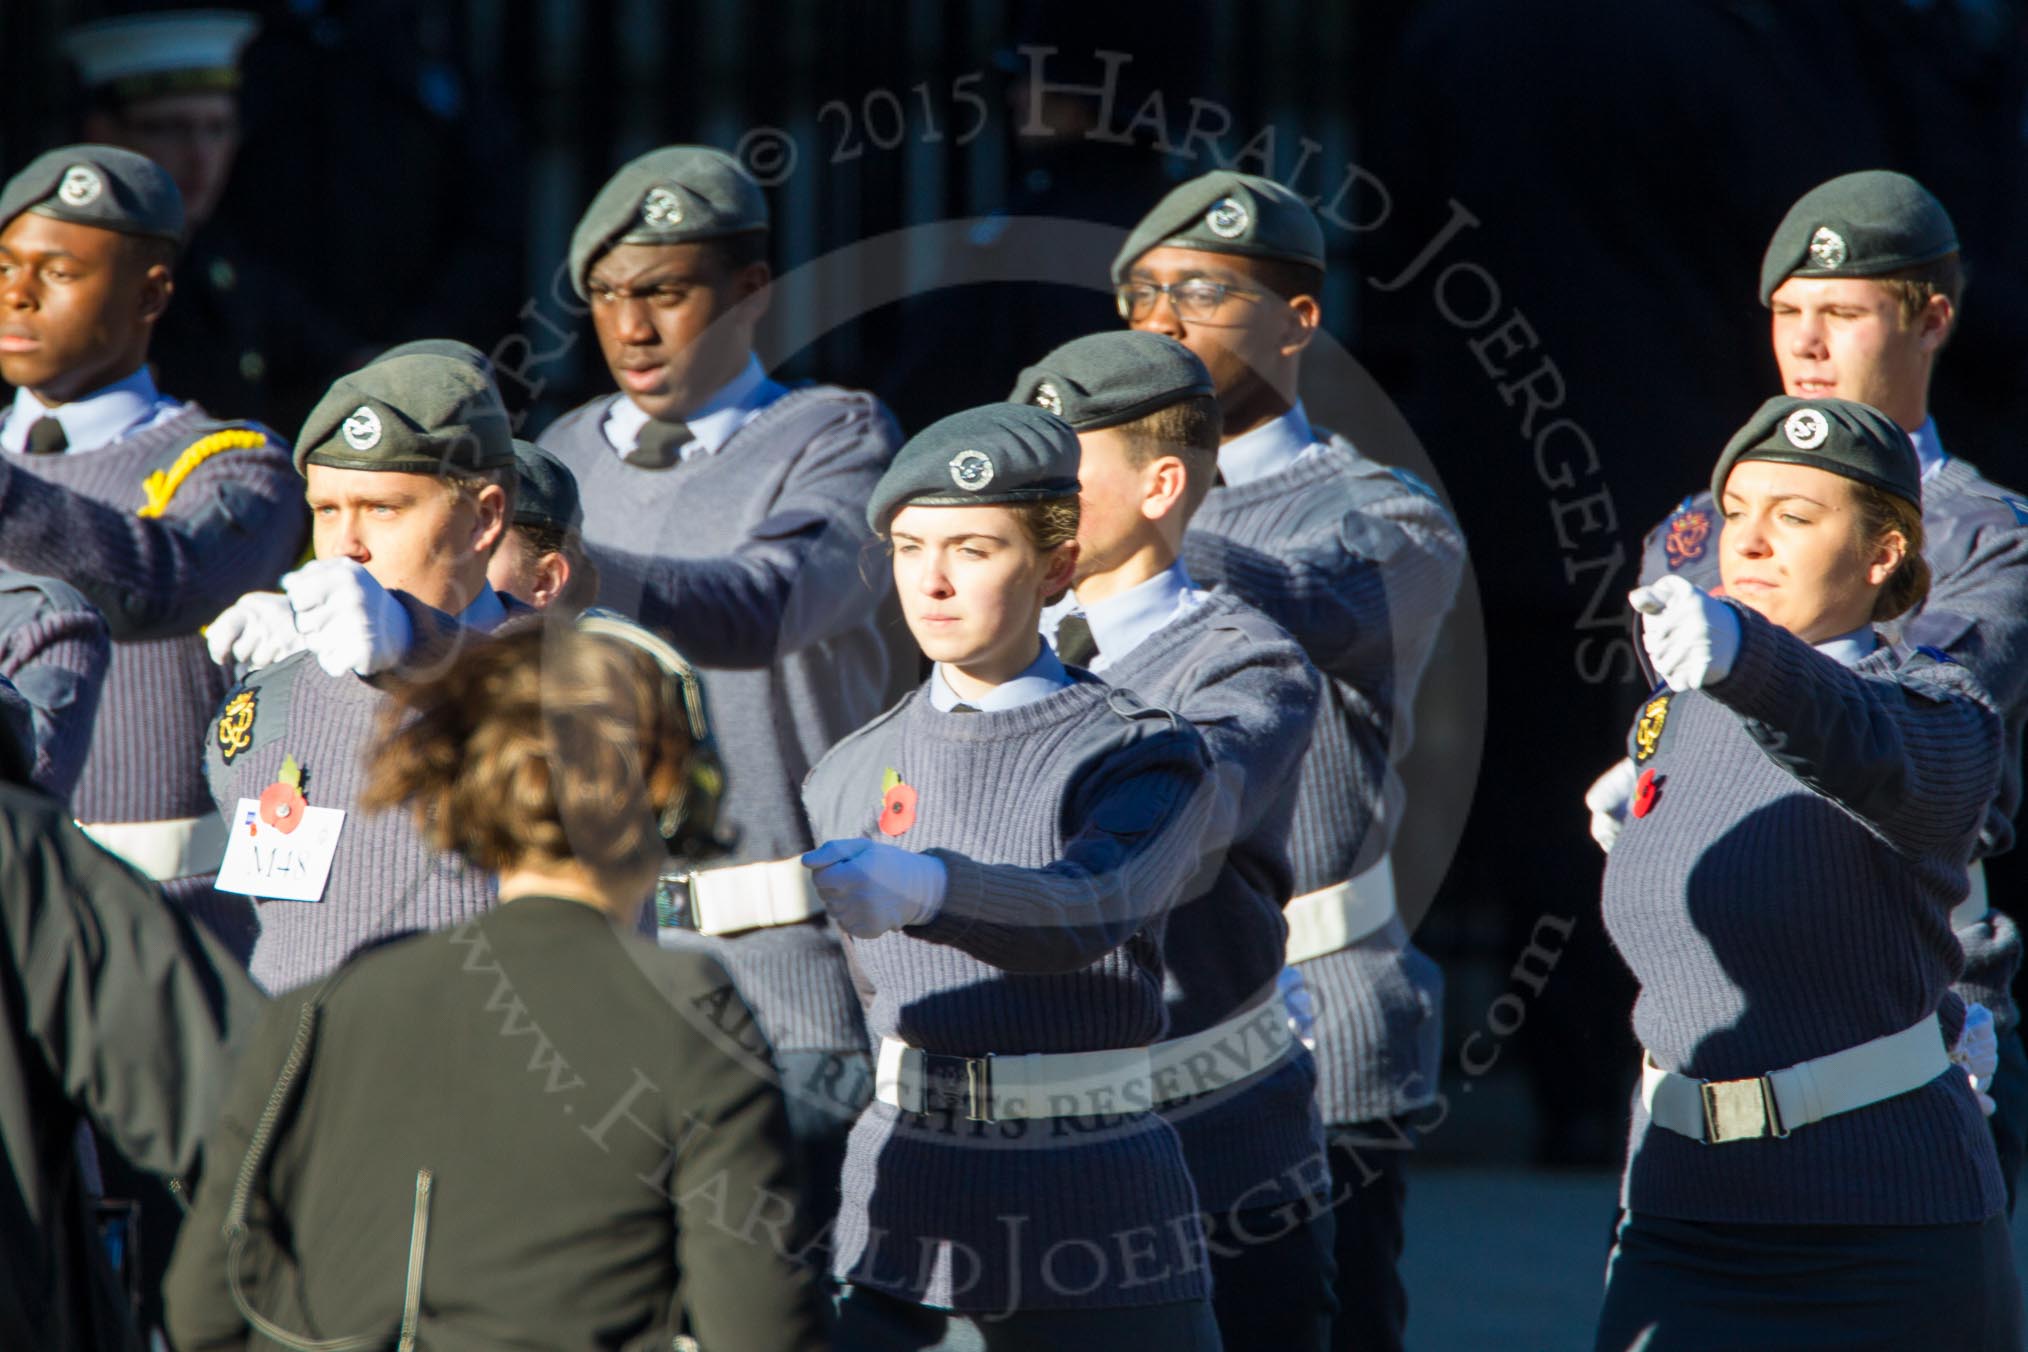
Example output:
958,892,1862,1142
1952,1002,2000,1117
1584,757,1640,854
1278,965,1317,1052
205,591,307,670
280,559,414,677
1630,574,1742,693
802,838,947,938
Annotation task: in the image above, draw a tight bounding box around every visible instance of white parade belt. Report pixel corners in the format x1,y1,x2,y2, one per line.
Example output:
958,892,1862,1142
661,856,823,936
1285,856,1398,964
876,987,1296,1122
78,814,230,883
1950,860,1990,931
1641,1014,1949,1145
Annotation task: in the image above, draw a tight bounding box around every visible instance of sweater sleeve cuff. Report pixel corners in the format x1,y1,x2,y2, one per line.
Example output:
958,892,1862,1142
1701,601,1839,724
911,848,986,948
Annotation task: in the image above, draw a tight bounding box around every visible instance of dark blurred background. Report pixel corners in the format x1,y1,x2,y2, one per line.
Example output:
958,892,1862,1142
5,0,2027,1168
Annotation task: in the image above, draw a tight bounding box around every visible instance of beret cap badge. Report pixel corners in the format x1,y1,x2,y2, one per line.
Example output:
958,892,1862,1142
1784,408,1829,450
1808,226,1848,270
341,405,383,452
1204,196,1249,239
57,165,103,207
640,186,684,229
948,449,995,492
1031,381,1064,416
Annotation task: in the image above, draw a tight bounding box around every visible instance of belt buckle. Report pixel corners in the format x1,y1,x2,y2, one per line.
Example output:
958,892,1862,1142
1699,1074,1785,1143
919,1052,992,1122
654,870,696,931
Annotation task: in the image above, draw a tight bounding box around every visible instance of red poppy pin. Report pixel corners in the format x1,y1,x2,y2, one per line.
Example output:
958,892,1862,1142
878,767,917,836
259,755,308,834
1631,767,1661,819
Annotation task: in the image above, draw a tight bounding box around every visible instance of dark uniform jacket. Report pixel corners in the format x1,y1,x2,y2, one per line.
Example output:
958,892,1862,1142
163,896,825,1352
0,780,261,1352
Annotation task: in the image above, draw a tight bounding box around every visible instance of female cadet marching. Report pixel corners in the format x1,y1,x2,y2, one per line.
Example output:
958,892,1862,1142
798,403,1225,1348
1594,395,2021,1351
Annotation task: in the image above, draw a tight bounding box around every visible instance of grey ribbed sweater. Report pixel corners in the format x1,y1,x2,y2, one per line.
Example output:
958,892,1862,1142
1184,433,1465,1124
1642,454,2028,1031
538,387,899,1057
0,572,107,800
0,408,303,823
204,649,499,993
1095,590,1329,1213
801,678,1217,1312
1602,605,2004,1224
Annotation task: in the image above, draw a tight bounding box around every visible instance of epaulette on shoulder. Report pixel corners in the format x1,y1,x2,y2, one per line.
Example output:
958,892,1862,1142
1102,684,1182,731
0,569,94,616
138,425,271,519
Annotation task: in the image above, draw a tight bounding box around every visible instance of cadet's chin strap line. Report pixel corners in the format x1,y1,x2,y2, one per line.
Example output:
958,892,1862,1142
219,967,407,1352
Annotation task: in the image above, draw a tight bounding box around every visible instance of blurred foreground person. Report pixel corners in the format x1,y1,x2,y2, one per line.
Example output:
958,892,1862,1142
0,719,260,1351
165,624,824,1351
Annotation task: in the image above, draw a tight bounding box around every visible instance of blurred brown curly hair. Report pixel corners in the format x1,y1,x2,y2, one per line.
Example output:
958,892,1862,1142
359,624,691,879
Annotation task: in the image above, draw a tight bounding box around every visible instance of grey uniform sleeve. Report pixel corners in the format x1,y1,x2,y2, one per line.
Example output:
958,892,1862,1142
0,584,109,801
914,722,1218,974
1706,605,2003,860
592,400,900,669
1,792,263,1177
0,438,306,642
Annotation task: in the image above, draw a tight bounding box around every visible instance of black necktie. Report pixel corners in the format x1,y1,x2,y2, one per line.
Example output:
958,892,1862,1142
624,418,693,469
1054,614,1098,667
950,703,980,714
24,417,66,455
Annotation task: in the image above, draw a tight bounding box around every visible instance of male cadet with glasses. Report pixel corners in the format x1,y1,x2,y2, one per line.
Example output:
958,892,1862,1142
1588,170,2028,1209
538,146,903,1231
1009,330,1334,1350
202,345,525,993
0,145,303,959
1115,171,1467,1352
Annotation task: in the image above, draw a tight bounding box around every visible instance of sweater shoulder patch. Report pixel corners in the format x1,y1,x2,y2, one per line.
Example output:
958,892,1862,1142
210,653,304,769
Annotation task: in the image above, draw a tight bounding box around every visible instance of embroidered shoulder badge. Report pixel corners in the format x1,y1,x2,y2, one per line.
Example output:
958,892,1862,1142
1633,692,1672,764
217,688,258,764
1663,506,1711,570
879,767,917,836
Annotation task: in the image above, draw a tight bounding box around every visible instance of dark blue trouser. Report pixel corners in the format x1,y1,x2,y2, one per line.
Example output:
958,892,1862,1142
1324,1124,1409,1352
1203,1198,1336,1352
832,1283,1224,1351
1595,1210,2023,1352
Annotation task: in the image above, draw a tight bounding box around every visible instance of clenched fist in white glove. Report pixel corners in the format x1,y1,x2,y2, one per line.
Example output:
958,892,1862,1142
802,838,947,938
1584,757,1639,854
1630,574,1741,692
206,591,307,670
280,559,414,678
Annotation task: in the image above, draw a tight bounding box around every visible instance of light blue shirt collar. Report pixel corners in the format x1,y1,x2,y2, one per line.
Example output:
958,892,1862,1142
1908,416,1946,481
929,641,1072,712
603,353,783,460
1052,560,1205,673
1216,399,1321,488
1,366,180,454
456,584,509,633
1814,625,1879,668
